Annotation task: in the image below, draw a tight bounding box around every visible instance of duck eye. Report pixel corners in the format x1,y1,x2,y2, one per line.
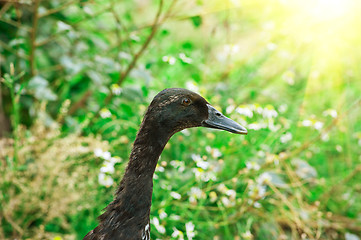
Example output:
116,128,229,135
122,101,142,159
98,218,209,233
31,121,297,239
182,98,191,106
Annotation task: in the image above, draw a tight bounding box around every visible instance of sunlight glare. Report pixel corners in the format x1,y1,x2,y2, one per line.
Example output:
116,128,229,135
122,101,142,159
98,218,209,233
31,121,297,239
309,0,353,21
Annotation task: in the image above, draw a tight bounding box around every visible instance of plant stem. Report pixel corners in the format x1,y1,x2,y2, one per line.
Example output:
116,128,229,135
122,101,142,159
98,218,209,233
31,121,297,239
3,71,23,167
9,79,19,166
30,0,40,77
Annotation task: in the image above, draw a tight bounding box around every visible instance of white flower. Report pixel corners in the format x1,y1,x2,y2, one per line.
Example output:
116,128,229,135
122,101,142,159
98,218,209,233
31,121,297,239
193,168,217,182
211,148,222,158
185,81,199,92
323,109,338,118
94,148,103,157
241,230,254,240
301,119,324,131
170,215,181,220
205,146,212,153
188,187,205,203
321,133,330,142
196,161,210,170
226,105,235,114
162,55,176,65
170,160,185,172
268,119,281,132
98,173,113,187
246,161,261,171
108,156,122,164
191,154,202,162
302,119,312,127
100,161,115,174
111,84,122,95
336,145,343,152
248,122,264,131
266,154,279,165
278,104,288,113
221,196,235,207
179,53,193,64
172,227,184,240
314,121,323,130
156,165,165,172
257,172,272,185
248,183,267,199
192,154,209,170
252,104,263,114
280,132,292,143
217,184,228,193
102,151,111,160
151,217,166,234
253,201,262,208
170,191,182,200
224,44,240,55
100,108,111,118
159,209,168,219
236,106,253,118
185,222,196,240
257,151,266,158
262,106,278,118
206,146,222,158
225,189,236,199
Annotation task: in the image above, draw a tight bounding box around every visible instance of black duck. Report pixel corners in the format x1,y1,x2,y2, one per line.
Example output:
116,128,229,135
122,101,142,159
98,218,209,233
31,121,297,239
84,88,247,240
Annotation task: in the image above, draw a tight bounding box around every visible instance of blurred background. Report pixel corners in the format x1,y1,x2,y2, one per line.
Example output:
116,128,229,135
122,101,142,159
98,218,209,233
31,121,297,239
1,0,361,239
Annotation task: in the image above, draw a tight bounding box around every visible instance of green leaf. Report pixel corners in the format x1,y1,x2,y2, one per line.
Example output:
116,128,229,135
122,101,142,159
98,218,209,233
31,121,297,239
190,16,202,28
182,41,194,49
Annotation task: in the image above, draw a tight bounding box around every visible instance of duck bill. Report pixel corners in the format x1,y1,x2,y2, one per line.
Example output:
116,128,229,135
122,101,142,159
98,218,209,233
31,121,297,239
202,104,248,135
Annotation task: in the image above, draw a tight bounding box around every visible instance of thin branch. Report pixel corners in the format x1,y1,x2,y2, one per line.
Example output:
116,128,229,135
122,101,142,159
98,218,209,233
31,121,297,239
0,0,28,2
319,164,361,206
38,64,63,73
71,5,114,28
0,40,29,60
2,212,23,236
29,0,40,77
287,97,361,159
35,30,68,47
116,0,164,85
110,6,122,48
67,90,92,117
0,2,12,16
38,0,79,18
91,0,164,120
64,0,167,124
0,17,31,32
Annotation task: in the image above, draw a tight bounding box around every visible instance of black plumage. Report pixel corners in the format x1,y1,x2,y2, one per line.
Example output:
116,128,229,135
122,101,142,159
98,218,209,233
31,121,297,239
83,88,247,240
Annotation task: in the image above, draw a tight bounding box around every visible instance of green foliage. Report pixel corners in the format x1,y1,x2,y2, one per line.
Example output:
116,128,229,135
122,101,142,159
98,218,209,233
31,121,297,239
1,0,361,239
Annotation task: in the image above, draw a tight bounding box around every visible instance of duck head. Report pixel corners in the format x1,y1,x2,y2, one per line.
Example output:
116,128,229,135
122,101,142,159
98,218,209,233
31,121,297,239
145,88,247,136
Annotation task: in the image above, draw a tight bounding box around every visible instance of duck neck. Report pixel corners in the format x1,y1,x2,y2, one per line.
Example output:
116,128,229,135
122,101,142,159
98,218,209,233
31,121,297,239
126,120,169,180
98,118,170,236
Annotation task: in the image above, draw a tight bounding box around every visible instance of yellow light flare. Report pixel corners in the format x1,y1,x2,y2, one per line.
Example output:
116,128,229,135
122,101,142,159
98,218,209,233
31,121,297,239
282,0,361,112
193,0,361,98
304,0,354,22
